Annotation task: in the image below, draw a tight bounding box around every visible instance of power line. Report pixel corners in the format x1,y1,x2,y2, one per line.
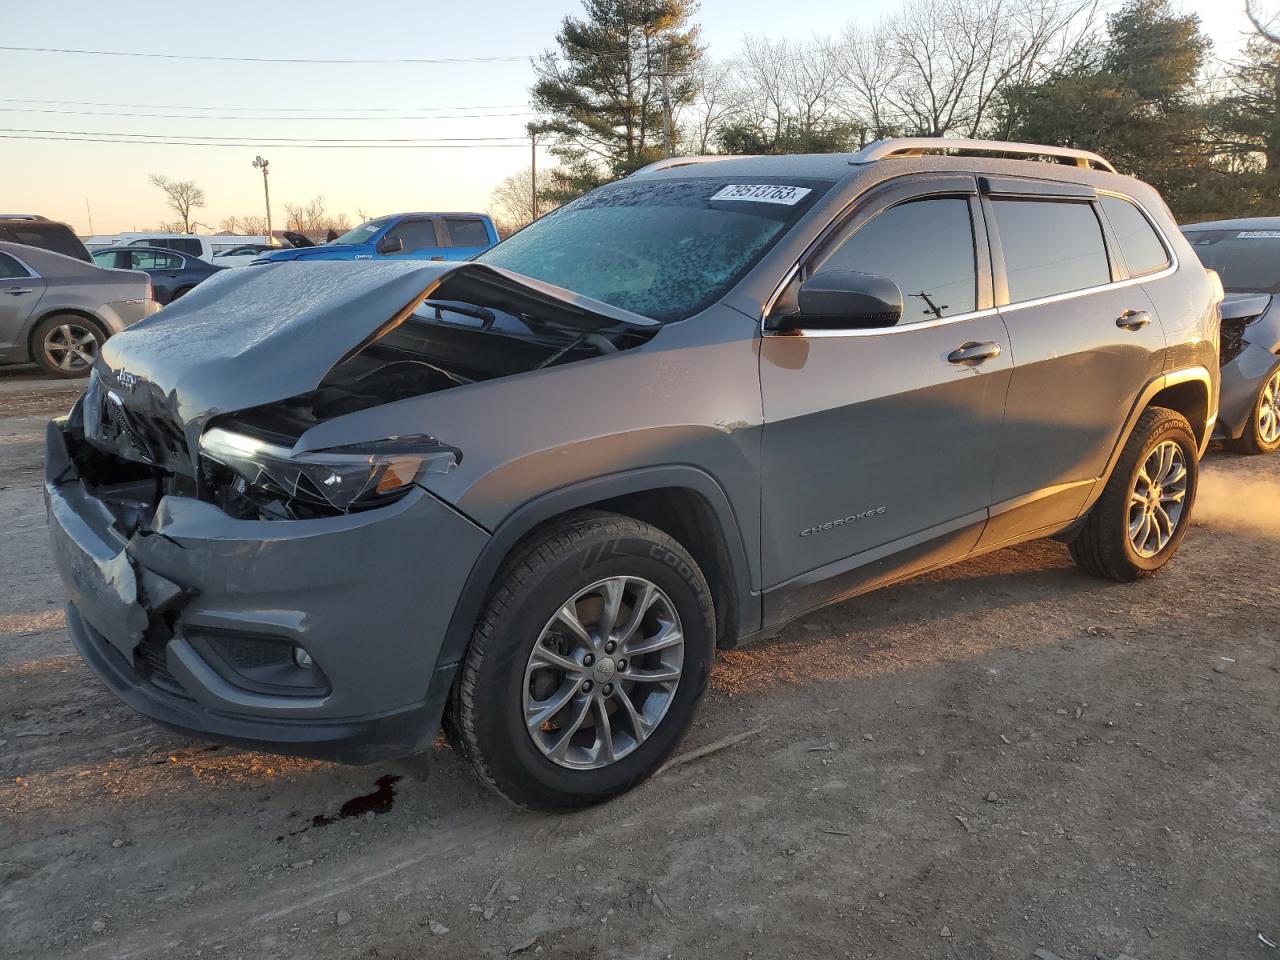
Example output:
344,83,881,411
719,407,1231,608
0,134,530,149
0,107,536,121
0,127,528,143
0,98,534,112
0,44,531,64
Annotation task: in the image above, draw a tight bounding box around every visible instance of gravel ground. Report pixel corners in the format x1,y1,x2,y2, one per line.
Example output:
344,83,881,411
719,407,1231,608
1,373,1277,960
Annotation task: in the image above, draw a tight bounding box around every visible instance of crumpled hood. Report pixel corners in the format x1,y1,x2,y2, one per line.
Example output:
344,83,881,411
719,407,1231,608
94,259,658,469
1220,291,1273,321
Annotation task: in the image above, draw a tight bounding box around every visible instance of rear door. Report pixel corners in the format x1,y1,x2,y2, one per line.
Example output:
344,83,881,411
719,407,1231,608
759,174,1012,622
127,250,185,304
0,251,47,357
978,177,1168,546
441,217,494,259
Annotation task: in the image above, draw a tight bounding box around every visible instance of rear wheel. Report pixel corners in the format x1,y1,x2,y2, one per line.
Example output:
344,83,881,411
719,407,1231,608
1069,406,1198,581
451,510,715,811
31,314,105,378
170,285,194,302
1228,367,1280,455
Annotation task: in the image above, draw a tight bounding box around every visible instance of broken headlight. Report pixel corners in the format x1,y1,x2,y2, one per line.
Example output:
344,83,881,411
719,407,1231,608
199,426,458,515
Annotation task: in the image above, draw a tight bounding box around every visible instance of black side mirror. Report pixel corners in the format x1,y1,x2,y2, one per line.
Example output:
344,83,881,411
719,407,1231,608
775,270,903,331
377,235,403,255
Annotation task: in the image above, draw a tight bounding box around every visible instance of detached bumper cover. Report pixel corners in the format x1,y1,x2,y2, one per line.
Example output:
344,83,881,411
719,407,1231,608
45,420,489,763
1216,343,1280,440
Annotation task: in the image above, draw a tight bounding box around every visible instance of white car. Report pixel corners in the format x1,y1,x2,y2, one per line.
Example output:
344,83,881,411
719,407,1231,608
211,244,281,268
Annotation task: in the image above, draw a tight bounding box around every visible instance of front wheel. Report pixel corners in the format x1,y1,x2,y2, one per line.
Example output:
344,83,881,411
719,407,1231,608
1228,367,1280,455
450,510,715,811
1069,406,1198,581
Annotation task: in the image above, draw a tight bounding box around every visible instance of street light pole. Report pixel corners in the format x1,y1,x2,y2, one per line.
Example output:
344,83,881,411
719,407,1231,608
530,130,538,223
252,155,272,241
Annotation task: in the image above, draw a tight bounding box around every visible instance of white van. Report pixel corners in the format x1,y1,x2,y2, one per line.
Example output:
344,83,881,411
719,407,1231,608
91,233,270,263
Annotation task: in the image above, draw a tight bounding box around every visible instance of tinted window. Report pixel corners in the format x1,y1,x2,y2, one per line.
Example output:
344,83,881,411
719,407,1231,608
445,218,490,247
1101,195,1168,276
129,250,183,270
2,222,87,260
479,177,828,322
156,238,202,256
994,200,1110,302
818,197,977,321
385,219,438,254
0,252,30,279
1184,229,1280,293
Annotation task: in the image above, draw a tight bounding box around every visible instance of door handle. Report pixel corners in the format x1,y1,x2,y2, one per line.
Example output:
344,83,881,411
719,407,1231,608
1116,309,1152,330
947,341,1002,365
2,287,33,296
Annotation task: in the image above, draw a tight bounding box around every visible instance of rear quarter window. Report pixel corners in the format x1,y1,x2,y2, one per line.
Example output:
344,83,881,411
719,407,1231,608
1,222,88,261
993,199,1111,302
445,218,491,247
1100,195,1169,277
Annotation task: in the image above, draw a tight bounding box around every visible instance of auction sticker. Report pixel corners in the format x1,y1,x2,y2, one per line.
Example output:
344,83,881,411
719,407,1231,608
710,184,812,205
1237,230,1280,239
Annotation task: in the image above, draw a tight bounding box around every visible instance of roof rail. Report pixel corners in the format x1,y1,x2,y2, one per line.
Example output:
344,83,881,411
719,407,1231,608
849,138,1117,174
0,214,48,221
629,155,735,177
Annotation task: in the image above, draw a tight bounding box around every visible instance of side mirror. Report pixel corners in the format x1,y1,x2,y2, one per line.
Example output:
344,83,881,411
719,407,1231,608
376,235,403,255
774,270,903,331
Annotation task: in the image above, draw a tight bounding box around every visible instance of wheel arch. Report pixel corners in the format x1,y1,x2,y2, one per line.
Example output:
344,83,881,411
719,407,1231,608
437,467,759,673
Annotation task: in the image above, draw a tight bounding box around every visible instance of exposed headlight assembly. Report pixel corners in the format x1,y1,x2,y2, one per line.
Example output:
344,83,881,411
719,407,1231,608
200,426,458,515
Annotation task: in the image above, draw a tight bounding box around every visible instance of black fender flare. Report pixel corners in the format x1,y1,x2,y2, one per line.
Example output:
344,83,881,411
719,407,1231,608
436,465,759,671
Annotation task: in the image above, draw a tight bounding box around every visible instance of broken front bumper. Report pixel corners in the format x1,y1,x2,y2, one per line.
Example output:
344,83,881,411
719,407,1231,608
45,419,489,763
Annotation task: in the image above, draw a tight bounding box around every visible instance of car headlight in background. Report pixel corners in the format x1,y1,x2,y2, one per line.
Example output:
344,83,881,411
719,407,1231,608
199,426,458,514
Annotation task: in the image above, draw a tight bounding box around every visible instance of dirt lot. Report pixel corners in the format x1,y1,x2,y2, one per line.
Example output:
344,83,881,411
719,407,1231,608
2,373,1277,960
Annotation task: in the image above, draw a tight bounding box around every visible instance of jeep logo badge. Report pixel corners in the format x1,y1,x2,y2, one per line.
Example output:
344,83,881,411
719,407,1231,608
115,370,138,390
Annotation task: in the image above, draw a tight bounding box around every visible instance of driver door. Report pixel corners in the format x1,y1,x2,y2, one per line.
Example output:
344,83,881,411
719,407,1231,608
759,175,1012,622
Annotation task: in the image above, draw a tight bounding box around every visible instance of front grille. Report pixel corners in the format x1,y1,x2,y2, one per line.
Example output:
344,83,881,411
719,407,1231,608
83,373,191,473
134,621,191,700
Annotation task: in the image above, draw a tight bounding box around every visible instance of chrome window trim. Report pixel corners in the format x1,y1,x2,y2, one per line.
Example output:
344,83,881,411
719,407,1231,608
763,188,1179,337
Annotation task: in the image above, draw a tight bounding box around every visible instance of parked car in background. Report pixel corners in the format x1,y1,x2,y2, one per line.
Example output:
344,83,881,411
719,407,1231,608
0,240,155,377
212,244,278,268
92,234,269,263
252,212,497,264
46,139,1219,810
0,215,92,262
92,246,223,305
1182,218,1280,454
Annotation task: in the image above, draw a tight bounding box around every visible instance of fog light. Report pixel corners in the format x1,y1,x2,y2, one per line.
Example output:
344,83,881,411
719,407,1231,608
293,646,314,668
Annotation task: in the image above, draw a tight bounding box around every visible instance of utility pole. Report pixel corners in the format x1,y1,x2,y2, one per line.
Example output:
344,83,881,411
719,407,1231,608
530,129,538,223
659,46,673,159
252,155,272,241
84,198,94,234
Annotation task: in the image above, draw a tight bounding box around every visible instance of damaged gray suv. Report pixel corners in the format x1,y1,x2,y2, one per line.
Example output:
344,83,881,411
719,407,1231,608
47,139,1220,810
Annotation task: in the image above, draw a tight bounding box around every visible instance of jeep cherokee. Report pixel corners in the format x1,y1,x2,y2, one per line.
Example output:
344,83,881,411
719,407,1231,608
46,138,1220,810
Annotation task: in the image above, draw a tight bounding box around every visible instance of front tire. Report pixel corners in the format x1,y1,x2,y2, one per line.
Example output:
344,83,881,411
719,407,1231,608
451,510,715,811
1228,367,1280,455
31,314,106,378
1069,406,1198,581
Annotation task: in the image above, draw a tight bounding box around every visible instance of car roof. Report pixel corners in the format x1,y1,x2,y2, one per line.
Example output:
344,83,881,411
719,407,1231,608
377,212,490,219
1181,216,1280,231
99,245,192,258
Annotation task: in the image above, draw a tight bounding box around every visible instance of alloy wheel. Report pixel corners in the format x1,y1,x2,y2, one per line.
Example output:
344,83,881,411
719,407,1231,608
1128,439,1188,558
43,322,99,373
523,576,684,770
1258,370,1280,446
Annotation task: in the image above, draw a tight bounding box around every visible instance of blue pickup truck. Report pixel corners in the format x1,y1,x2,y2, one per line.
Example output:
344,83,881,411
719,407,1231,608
254,212,498,264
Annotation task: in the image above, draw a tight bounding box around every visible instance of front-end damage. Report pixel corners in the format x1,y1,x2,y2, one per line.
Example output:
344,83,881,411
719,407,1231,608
46,260,656,761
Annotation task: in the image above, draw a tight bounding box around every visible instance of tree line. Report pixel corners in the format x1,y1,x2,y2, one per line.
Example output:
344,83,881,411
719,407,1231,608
497,0,1280,227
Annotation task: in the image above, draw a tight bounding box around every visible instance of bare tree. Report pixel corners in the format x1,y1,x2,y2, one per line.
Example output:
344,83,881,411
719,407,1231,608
1248,0,1280,44
283,196,351,239
731,36,849,149
490,168,565,235
838,21,903,144
680,59,743,154
149,174,206,233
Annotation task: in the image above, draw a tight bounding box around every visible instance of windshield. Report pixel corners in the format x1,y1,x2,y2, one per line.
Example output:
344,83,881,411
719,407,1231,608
334,218,389,246
477,177,829,321
1184,229,1280,293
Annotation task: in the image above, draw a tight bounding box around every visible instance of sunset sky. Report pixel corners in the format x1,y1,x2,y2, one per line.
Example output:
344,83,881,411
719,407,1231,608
2,0,1262,236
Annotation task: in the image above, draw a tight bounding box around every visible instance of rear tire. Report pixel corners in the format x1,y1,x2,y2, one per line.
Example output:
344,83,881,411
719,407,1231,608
1227,367,1280,455
1069,406,1198,581
451,510,715,811
170,286,194,302
31,314,106,378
